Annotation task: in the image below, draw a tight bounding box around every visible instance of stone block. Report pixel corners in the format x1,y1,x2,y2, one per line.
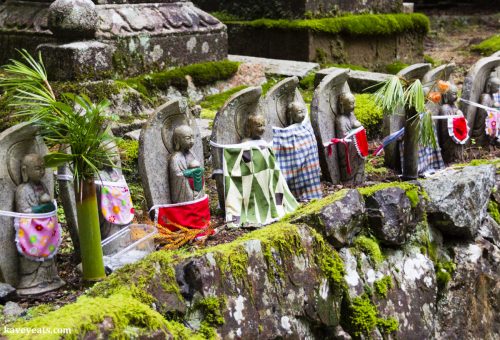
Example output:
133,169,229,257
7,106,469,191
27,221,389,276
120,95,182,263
228,55,319,78
315,68,391,93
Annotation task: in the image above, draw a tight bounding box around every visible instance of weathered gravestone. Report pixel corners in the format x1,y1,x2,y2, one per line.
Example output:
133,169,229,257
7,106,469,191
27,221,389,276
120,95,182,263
383,63,432,171
462,55,500,145
264,77,322,201
0,0,227,80
0,122,64,295
139,100,204,214
311,68,366,184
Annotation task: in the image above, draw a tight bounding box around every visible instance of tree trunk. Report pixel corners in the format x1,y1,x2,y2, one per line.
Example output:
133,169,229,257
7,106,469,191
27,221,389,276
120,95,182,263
75,178,105,281
402,107,419,180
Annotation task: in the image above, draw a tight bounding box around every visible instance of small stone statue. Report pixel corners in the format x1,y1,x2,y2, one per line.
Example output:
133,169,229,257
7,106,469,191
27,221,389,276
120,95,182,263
242,113,266,142
15,154,64,295
480,76,500,143
336,92,365,184
169,125,204,204
438,84,465,163
286,102,307,125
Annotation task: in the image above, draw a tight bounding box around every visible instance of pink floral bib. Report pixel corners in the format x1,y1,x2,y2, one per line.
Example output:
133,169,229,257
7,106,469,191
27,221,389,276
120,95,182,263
99,181,134,225
15,212,61,261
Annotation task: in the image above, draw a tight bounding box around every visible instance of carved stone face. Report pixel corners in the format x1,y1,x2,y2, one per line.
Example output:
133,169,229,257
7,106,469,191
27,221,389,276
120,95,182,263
339,93,355,114
21,154,45,184
173,125,194,152
488,77,500,94
245,114,266,140
444,85,458,104
287,102,306,124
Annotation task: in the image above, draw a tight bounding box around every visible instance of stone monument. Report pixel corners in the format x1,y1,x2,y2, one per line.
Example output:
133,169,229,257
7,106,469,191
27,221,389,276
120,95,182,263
311,68,366,185
383,63,432,171
264,77,322,201
462,55,500,144
437,84,466,163
0,122,64,295
139,100,204,212
0,0,227,80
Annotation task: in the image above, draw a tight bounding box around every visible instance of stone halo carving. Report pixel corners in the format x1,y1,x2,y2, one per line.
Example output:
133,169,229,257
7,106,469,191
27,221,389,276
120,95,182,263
161,113,191,154
7,140,42,186
234,103,255,140
275,93,289,127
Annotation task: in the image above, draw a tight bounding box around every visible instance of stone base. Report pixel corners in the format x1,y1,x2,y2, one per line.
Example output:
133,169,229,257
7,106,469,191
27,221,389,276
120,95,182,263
227,25,425,71
16,278,65,297
0,1,228,80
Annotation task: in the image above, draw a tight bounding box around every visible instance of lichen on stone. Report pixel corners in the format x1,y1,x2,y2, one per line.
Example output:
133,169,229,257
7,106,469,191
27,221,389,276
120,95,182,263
358,181,427,208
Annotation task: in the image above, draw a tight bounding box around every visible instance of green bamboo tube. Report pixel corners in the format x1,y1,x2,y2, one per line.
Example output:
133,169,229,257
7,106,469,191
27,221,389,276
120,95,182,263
75,179,106,281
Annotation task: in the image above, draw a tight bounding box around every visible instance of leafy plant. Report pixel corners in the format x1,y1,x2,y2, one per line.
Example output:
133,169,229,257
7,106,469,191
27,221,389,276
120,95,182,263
0,50,113,281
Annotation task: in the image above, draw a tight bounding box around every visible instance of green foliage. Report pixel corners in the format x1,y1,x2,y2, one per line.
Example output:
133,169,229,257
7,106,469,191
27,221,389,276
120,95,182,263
123,61,240,95
354,94,383,139
299,73,316,91
365,156,389,176
353,236,384,265
423,54,439,66
210,11,242,21
196,297,226,326
261,76,284,95
488,200,500,225
373,275,393,299
471,34,500,55
385,61,409,75
228,13,430,36
200,85,248,119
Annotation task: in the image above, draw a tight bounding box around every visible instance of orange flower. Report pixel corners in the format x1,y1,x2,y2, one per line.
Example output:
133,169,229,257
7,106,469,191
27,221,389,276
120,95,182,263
428,91,442,104
437,80,450,93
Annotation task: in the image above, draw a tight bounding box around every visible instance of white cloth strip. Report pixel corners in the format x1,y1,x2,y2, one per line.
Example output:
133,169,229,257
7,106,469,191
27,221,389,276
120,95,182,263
148,194,209,213
57,174,73,181
432,115,462,120
210,139,272,149
460,98,500,113
271,117,310,131
0,201,57,219
95,177,127,187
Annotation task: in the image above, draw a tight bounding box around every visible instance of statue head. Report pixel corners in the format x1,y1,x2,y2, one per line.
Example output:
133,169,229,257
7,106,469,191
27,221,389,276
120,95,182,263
172,125,194,152
21,153,45,184
339,92,355,114
442,84,458,105
287,102,306,125
244,113,266,140
486,76,500,94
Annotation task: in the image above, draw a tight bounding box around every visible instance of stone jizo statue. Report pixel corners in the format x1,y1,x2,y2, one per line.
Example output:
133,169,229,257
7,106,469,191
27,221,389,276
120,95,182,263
286,101,307,125
438,84,466,163
169,125,204,204
15,153,64,295
242,113,266,142
480,76,500,143
336,92,365,184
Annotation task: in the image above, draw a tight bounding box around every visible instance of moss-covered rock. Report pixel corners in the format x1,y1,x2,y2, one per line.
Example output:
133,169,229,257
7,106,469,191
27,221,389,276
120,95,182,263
471,34,500,55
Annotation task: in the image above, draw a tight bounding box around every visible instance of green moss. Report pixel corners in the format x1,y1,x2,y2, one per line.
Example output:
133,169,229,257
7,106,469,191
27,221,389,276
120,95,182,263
7,293,169,340
453,158,500,173
423,54,439,66
327,63,369,71
365,157,389,176
123,60,240,94
196,297,225,326
358,181,427,208
488,200,500,225
435,261,456,291
227,13,430,37
377,317,399,335
373,275,393,299
311,228,346,290
261,76,284,96
385,61,409,75
354,94,384,139
117,139,139,163
299,73,316,91
471,34,500,55
285,189,348,222
353,236,384,266
200,85,248,119
344,294,378,337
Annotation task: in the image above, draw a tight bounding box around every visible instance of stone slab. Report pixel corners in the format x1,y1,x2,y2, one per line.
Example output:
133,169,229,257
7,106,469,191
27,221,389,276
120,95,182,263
315,67,391,93
228,55,319,78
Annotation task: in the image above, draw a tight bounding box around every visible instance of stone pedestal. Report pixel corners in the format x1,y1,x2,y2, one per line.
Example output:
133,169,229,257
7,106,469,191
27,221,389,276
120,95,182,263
0,0,227,80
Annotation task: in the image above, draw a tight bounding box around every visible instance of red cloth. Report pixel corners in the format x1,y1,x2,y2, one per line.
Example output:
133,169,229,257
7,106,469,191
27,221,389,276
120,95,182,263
452,117,468,143
328,138,352,175
156,195,211,233
353,128,369,158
